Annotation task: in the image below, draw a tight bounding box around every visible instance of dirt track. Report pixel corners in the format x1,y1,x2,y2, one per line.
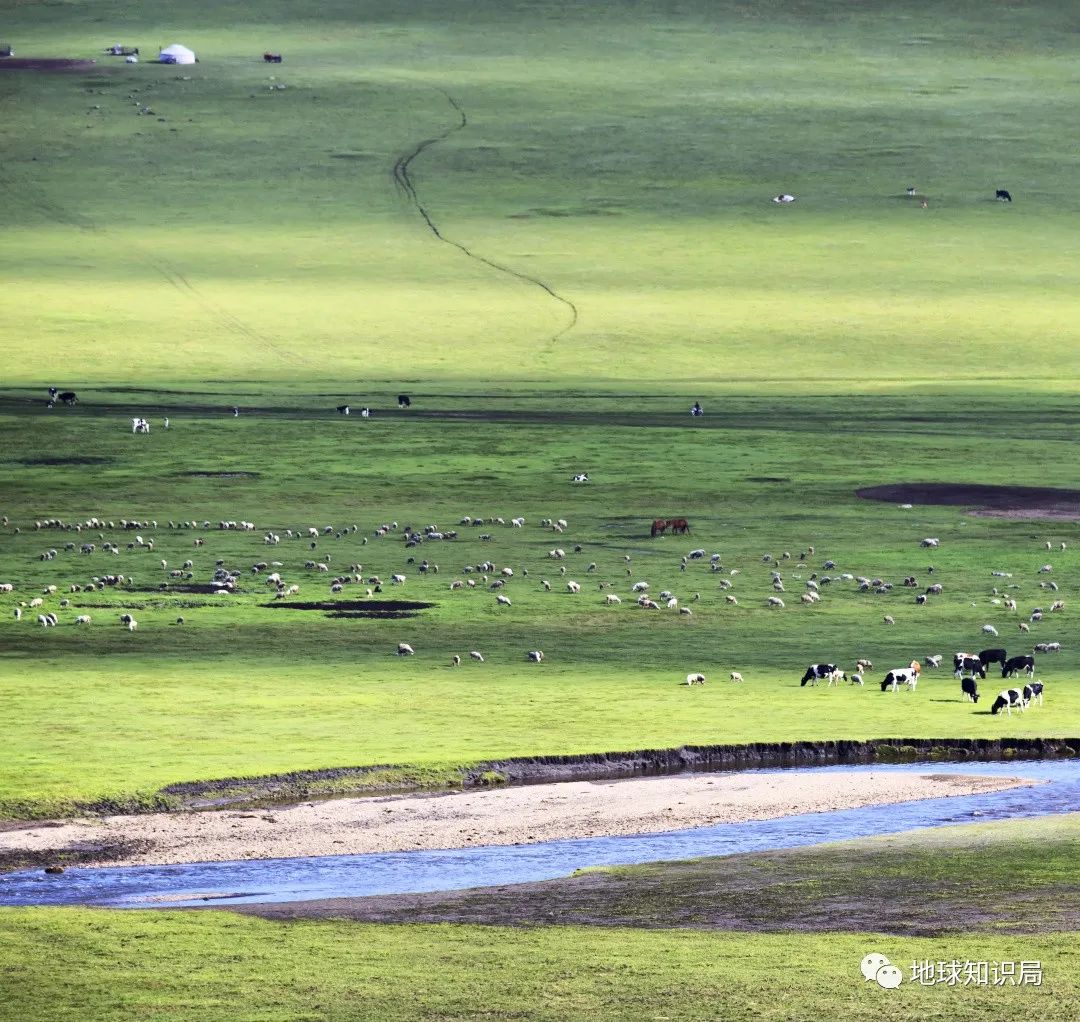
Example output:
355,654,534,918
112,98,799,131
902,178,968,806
0,58,100,72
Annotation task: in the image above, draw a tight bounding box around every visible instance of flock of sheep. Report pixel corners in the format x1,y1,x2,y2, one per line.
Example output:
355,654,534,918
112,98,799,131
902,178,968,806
3,512,1068,717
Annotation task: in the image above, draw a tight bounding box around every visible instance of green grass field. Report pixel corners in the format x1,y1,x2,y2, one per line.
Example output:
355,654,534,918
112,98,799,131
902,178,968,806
4,1,1080,1018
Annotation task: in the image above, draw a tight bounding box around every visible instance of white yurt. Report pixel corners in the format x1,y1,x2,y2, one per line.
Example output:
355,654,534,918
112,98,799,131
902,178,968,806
159,43,196,65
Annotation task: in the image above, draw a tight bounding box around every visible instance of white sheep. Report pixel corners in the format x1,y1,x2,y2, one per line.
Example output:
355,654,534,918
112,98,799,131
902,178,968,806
685,673,706,686
982,624,999,636
1019,622,1030,632
496,594,512,606
397,642,415,655
75,615,92,625
469,651,485,662
921,538,940,548
605,594,622,604
566,580,581,593
725,595,738,605
666,598,678,610
768,597,785,608
924,655,942,668
126,619,138,632
729,671,744,683
883,615,895,625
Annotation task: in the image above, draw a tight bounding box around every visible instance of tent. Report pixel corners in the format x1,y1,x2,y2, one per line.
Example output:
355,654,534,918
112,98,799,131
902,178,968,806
159,43,196,65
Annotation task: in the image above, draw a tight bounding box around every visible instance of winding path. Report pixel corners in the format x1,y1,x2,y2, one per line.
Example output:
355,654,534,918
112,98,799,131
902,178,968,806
392,91,578,342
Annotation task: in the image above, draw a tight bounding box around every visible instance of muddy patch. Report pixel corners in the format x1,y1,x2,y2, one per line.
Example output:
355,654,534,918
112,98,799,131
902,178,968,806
264,599,434,619
0,58,102,72
857,482,1080,518
16,455,113,467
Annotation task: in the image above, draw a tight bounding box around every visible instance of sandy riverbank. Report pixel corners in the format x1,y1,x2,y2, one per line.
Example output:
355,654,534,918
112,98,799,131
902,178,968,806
0,770,1030,869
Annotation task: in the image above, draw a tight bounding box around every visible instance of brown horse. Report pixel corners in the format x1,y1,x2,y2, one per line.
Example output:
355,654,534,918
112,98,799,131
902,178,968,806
668,518,690,535
650,519,668,538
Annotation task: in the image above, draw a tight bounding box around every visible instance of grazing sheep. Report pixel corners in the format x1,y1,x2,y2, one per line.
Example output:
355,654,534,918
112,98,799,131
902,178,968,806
925,655,942,668
566,580,581,593
982,624,999,636
75,615,92,625
725,595,738,605
451,654,461,667
856,659,873,672
1019,622,1030,632
767,597,785,608
729,671,744,683
680,607,693,616
527,650,544,662
921,538,940,548
469,651,485,662
666,598,678,610
397,642,415,656
883,615,895,625
496,594,512,606
605,594,622,604
126,619,138,632
850,673,864,686
685,673,706,686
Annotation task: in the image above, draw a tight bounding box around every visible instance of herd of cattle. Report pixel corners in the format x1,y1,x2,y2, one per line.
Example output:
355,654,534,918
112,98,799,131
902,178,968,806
796,649,1048,716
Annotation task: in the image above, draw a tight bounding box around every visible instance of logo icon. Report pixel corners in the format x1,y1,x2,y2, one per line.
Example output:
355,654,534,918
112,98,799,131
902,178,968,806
861,952,904,989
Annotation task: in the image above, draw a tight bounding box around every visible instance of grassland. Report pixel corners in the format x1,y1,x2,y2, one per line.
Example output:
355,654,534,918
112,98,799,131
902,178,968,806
1,395,1078,816
4,2,1080,1018
4,1,1080,386
0,910,1075,1022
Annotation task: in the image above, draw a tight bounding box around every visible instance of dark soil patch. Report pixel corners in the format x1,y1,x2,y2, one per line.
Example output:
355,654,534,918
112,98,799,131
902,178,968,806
264,600,434,619
858,482,1080,511
0,58,101,72
16,455,113,467
746,476,790,483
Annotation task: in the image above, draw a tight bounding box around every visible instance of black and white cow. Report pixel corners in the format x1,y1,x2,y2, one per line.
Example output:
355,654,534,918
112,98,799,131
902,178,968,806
961,677,980,703
1025,681,1045,706
996,189,1013,202
990,688,1026,715
881,666,919,692
1002,654,1035,679
397,394,411,408
800,663,839,687
953,652,985,679
58,391,78,406
336,404,350,415
979,648,1008,671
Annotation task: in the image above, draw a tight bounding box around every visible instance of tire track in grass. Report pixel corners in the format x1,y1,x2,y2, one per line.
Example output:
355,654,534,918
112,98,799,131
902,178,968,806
392,91,578,343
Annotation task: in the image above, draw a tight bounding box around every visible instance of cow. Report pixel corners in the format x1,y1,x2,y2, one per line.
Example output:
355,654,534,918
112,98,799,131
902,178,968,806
397,394,411,408
690,402,703,416
996,189,1012,202
263,52,283,63
979,648,1008,671
336,404,350,415
800,663,838,687
58,391,77,406
991,688,1026,715
961,677,980,703
953,652,985,679
881,666,919,692
1002,654,1035,679
1026,680,1045,706
571,473,589,483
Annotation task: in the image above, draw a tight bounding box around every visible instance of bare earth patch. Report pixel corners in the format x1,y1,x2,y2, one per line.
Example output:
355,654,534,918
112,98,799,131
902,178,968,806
0,58,101,72
857,482,1080,520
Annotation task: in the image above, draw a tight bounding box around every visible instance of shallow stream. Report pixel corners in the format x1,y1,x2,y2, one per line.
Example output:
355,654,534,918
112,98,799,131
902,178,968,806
2,760,1077,909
